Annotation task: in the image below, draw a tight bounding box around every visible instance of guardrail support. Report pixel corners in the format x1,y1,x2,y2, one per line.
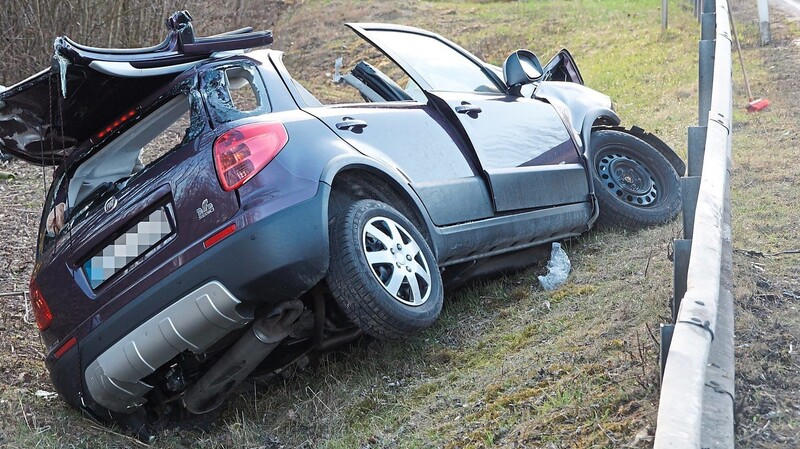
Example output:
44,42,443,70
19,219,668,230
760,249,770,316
698,39,715,126
688,126,708,175
672,239,692,321
702,12,717,40
659,323,674,381
682,176,701,238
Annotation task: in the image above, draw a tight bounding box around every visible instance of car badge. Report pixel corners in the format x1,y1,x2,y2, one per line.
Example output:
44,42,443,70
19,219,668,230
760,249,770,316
196,199,215,220
104,196,118,214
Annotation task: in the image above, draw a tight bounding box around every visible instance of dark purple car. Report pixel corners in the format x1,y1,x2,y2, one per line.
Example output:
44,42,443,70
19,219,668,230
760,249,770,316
0,12,682,431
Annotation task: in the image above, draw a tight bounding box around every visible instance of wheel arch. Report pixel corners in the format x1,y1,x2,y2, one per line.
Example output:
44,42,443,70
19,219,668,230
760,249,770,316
580,108,621,157
320,156,440,259
574,109,620,227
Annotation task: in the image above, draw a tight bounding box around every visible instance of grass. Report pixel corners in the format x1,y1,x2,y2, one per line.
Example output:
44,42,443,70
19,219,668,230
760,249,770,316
723,2,800,447
5,0,798,448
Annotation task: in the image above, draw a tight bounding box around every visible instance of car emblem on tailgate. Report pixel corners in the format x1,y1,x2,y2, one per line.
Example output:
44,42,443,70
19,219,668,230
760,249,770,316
196,199,215,220
104,196,118,213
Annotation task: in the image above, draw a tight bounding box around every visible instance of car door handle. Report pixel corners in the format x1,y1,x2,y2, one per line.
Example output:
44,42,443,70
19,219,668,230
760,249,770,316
455,104,482,115
335,117,368,132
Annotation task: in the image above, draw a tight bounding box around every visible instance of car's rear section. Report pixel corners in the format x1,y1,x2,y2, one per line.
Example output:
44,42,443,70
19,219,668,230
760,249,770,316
2,16,347,425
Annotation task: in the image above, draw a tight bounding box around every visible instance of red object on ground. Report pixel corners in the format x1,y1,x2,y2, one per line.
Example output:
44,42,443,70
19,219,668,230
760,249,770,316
730,5,770,113
746,98,770,113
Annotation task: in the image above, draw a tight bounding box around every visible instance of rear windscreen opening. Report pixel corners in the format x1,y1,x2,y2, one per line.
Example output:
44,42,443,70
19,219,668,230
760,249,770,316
68,94,191,208
38,91,199,254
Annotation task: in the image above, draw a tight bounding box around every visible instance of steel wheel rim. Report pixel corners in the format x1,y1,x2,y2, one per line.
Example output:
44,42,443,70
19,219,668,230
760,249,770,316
361,216,432,306
596,150,659,206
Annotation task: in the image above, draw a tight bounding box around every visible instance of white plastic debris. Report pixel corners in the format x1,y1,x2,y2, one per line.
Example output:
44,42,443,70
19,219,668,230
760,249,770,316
537,242,571,291
332,57,344,83
34,390,58,400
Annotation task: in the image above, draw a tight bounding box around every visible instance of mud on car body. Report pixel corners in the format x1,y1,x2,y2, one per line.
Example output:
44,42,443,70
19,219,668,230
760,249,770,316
0,11,684,431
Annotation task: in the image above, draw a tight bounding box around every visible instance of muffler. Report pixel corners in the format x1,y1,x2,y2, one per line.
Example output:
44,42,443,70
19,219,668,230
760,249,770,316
183,299,303,414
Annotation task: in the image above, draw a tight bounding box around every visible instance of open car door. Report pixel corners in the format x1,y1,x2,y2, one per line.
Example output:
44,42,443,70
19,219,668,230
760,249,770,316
347,23,590,213
541,49,584,84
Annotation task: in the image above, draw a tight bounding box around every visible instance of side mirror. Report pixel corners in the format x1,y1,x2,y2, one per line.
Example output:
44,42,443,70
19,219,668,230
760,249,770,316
503,49,543,95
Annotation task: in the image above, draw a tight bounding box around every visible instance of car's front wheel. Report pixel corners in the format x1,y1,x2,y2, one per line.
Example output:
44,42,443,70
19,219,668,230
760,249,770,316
589,129,681,230
327,199,443,340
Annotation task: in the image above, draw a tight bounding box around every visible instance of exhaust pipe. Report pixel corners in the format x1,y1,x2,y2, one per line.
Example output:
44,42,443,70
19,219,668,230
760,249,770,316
183,299,303,414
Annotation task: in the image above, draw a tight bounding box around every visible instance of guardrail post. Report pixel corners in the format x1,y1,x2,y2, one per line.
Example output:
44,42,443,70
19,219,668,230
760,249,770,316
699,40,715,126
682,176,701,238
701,11,716,40
688,126,708,175
659,323,674,381
758,0,771,45
672,239,692,321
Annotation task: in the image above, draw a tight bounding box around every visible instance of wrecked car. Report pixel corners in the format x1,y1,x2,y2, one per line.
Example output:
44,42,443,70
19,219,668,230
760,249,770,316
0,11,684,430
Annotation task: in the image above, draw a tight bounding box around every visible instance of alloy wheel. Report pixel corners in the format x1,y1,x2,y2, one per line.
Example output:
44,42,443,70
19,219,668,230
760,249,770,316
361,216,432,306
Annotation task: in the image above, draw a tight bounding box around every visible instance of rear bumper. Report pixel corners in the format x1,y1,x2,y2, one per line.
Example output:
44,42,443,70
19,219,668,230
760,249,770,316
47,182,331,416
86,281,251,413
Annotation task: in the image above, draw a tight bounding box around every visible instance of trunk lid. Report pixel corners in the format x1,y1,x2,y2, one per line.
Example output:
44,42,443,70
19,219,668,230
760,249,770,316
0,10,273,166
0,64,176,165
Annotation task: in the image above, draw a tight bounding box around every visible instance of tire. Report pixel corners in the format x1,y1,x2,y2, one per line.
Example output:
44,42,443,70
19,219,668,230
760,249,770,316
327,199,443,340
589,129,681,230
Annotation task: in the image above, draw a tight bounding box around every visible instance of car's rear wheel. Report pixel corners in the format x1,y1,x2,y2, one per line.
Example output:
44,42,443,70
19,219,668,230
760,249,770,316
590,129,681,230
327,199,443,340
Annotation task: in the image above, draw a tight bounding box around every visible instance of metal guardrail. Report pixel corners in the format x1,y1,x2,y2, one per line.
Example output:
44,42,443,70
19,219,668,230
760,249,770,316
654,0,735,447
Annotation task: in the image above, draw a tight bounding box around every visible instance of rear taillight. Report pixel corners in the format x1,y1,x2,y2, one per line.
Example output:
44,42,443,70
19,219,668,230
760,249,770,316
29,280,53,331
213,122,289,191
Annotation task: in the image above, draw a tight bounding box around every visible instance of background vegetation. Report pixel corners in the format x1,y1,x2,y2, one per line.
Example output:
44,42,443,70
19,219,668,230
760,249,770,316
0,0,288,85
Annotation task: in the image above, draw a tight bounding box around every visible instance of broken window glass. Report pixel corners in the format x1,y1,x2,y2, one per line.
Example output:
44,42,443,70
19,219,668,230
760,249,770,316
203,64,270,123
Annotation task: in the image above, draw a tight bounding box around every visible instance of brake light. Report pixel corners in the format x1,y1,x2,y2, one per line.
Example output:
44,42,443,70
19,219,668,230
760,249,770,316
213,122,289,191
29,280,53,331
97,109,137,139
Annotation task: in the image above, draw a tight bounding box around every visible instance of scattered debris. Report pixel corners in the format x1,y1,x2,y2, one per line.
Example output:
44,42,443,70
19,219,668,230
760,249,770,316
34,390,58,400
537,242,571,291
